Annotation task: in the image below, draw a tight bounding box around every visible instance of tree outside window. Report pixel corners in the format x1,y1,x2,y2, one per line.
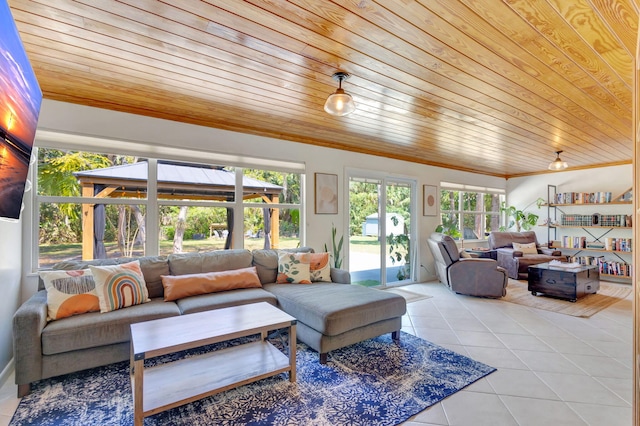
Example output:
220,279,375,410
35,147,302,269
439,187,504,240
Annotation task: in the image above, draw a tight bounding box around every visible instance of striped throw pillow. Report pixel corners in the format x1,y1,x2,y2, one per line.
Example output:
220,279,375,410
89,260,150,313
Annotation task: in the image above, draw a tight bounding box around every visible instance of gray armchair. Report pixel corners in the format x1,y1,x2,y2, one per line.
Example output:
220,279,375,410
488,231,565,279
427,233,507,298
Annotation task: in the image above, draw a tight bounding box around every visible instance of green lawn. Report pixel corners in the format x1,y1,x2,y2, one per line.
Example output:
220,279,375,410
349,235,381,254
38,237,301,268
352,279,381,287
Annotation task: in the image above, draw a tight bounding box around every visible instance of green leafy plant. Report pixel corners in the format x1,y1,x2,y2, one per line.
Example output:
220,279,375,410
324,223,344,268
499,198,545,231
386,214,410,280
435,222,461,239
387,234,410,280
435,211,462,238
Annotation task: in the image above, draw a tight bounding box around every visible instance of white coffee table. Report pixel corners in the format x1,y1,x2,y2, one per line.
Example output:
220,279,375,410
129,302,297,426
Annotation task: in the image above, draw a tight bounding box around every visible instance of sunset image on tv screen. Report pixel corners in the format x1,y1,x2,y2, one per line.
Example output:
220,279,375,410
0,0,42,220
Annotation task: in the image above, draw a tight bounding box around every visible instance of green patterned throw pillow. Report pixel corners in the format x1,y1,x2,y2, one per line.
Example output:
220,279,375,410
276,252,312,284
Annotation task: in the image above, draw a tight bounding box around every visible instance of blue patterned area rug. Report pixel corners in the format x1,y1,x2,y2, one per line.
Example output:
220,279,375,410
10,332,495,425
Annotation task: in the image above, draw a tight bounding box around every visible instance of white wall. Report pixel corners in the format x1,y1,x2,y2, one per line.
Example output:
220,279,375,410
0,219,22,384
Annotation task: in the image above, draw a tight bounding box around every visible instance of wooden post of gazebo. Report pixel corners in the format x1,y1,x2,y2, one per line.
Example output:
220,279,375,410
270,194,280,248
75,162,284,258
81,183,94,260
79,181,117,260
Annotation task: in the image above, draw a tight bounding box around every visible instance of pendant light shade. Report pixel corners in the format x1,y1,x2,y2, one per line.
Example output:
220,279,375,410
324,72,356,116
548,150,568,171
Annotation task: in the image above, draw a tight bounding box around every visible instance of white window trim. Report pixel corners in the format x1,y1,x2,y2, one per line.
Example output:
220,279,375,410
29,142,305,272
439,184,505,240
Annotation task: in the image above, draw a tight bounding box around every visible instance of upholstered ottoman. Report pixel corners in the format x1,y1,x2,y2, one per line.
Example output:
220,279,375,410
263,283,407,363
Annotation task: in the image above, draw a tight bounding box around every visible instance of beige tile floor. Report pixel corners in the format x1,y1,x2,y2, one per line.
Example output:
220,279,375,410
0,281,633,426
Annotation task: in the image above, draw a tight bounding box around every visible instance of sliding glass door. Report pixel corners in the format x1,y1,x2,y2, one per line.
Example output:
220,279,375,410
348,173,415,288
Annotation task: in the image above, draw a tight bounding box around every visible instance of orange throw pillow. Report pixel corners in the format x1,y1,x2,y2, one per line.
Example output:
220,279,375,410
161,266,262,301
40,269,100,321
309,252,332,282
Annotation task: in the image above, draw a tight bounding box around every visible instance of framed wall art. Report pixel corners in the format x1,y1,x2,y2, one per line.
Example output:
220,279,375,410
315,173,338,214
423,184,438,216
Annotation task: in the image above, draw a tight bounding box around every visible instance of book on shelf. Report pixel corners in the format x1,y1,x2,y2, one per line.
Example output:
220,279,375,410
561,236,586,249
585,242,605,249
559,214,631,227
554,191,612,204
566,255,632,277
560,236,632,252
604,237,632,252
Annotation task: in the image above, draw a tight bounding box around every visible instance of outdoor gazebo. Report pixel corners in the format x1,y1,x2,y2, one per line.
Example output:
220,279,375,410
74,160,284,260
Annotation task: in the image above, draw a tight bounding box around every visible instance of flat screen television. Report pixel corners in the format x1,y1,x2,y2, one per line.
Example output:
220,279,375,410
0,0,42,221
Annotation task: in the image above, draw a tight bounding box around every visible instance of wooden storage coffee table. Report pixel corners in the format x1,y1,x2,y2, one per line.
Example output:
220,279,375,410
527,262,600,302
129,302,296,426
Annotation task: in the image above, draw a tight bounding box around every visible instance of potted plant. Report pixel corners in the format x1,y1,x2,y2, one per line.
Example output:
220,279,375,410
499,198,545,231
324,223,344,268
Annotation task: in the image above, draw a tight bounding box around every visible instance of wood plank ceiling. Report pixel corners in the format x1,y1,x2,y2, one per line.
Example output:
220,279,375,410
8,0,640,177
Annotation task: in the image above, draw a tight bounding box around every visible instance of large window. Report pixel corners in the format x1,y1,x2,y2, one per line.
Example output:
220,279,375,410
439,183,505,240
34,147,303,269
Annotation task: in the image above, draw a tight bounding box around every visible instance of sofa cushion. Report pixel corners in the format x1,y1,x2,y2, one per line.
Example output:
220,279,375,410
161,266,262,301
48,256,169,299
513,242,538,254
40,269,100,321
252,247,314,284
168,249,253,276
176,288,278,315
263,283,406,336
277,252,312,284
489,231,538,249
89,261,150,313
41,298,180,355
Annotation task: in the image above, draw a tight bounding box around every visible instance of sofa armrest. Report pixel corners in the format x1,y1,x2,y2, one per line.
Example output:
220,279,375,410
13,290,48,390
496,249,519,279
539,248,562,256
448,259,507,297
330,268,351,284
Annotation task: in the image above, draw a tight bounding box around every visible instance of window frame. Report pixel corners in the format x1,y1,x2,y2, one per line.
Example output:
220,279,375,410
29,141,305,272
439,182,505,241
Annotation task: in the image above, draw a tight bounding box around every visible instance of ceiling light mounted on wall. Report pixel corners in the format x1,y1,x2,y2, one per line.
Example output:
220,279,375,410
324,72,356,116
548,150,568,171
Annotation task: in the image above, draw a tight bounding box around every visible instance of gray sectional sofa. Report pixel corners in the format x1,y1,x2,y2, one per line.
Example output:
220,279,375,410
13,248,406,397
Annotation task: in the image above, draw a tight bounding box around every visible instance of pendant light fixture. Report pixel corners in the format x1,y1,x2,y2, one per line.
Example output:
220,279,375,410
324,72,356,116
548,150,568,171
